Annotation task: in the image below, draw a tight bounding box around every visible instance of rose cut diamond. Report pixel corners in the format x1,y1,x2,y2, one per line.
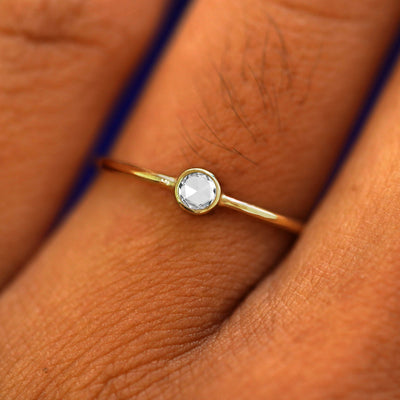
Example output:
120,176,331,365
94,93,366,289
178,172,217,211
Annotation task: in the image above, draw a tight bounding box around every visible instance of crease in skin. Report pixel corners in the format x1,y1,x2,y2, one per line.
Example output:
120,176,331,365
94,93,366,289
0,25,102,48
0,0,87,42
100,8,400,399
0,0,170,287
1,0,400,398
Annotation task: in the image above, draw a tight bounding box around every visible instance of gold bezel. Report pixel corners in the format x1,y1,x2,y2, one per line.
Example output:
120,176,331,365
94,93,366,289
175,168,221,215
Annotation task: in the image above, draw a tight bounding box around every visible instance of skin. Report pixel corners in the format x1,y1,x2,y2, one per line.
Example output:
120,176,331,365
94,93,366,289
0,0,399,399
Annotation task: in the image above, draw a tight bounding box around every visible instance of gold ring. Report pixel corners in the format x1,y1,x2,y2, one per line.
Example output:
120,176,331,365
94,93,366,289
98,158,303,234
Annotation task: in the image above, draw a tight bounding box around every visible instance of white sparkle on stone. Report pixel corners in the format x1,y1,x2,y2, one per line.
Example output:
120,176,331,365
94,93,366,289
178,172,217,210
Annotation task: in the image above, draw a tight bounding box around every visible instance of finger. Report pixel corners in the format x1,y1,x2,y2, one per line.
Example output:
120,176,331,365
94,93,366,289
1,0,400,398
199,60,400,399
0,0,166,285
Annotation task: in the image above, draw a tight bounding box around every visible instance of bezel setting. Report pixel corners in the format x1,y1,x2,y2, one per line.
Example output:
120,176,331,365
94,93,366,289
175,168,221,215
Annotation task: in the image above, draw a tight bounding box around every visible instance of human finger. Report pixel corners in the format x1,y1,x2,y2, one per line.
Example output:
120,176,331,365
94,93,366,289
0,0,167,286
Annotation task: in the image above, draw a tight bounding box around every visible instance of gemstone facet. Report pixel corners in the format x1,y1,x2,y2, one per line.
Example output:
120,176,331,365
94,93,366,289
177,172,217,211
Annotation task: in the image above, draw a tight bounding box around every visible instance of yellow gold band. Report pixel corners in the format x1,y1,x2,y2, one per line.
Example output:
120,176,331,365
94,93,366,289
98,158,303,234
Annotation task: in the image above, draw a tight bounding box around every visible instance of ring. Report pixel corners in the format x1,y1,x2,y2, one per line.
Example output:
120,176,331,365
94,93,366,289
98,158,303,234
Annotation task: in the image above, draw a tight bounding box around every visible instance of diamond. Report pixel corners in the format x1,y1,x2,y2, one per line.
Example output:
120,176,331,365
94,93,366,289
177,172,217,211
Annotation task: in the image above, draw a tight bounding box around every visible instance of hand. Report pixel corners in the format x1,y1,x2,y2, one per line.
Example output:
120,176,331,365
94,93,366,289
1,0,400,399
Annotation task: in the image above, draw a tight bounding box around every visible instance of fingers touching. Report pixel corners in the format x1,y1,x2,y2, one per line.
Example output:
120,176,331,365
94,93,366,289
0,0,399,399
187,62,400,400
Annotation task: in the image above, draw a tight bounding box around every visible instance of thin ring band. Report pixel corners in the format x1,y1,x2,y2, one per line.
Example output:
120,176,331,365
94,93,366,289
98,158,303,234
